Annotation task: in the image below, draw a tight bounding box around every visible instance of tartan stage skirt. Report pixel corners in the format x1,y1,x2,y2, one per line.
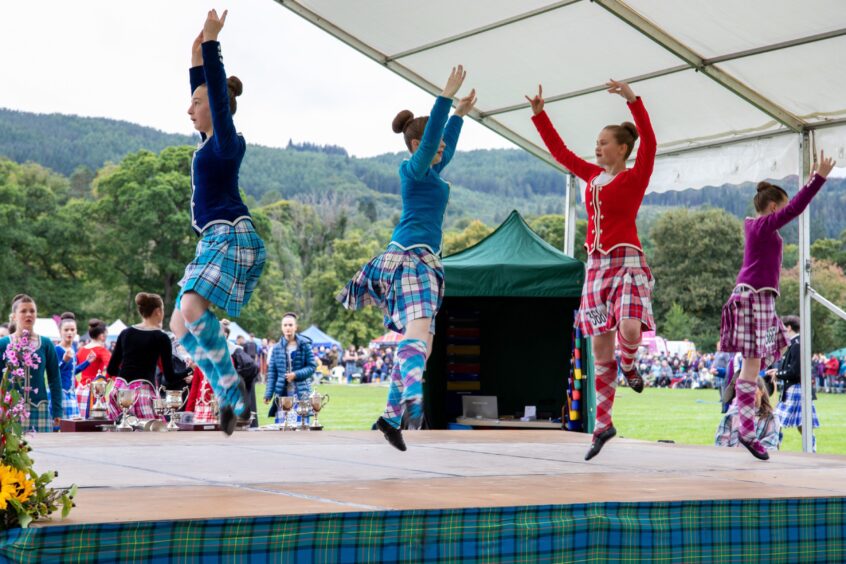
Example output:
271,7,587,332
107,378,161,421
179,219,266,317
775,384,820,428
337,244,444,335
576,247,655,336
720,285,789,366
47,388,80,420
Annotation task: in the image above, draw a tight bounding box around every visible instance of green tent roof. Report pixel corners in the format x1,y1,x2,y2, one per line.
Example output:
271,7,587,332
442,210,584,298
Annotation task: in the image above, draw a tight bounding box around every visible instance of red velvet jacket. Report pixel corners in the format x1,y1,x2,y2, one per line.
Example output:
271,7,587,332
531,98,656,254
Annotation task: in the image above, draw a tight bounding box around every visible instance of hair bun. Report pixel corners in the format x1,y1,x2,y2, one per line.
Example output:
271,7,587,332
392,110,414,134
227,76,243,97
60,312,76,321
757,181,773,193
89,319,104,330
621,121,639,143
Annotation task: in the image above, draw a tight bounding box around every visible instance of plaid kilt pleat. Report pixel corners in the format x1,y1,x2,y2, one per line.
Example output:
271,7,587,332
107,378,161,421
576,247,654,336
62,388,80,419
775,384,820,428
337,245,444,334
179,219,266,317
194,378,217,424
26,401,53,433
720,285,789,366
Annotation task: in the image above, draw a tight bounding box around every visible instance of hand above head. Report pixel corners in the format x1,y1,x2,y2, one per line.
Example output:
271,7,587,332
441,65,466,99
191,29,204,66
455,88,477,117
606,79,637,103
203,9,228,43
524,84,545,116
813,149,837,178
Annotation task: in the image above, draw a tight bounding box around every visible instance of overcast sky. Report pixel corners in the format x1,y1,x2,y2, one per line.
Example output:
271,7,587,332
1,0,516,157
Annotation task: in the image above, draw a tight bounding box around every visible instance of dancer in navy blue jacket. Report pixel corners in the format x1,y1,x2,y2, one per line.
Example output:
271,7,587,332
169,9,266,435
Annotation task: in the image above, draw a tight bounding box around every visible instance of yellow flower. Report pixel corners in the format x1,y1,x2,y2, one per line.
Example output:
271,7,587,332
7,467,33,504
0,465,17,510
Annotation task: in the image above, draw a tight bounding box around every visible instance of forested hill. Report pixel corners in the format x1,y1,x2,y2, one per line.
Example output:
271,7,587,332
1,107,845,236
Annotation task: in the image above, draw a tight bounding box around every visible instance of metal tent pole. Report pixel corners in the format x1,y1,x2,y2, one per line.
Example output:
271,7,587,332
564,173,577,256
797,132,814,453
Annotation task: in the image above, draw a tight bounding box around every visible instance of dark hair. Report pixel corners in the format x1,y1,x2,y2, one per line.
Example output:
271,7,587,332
135,292,163,319
227,76,243,115
60,312,77,328
782,315,800,332
392,110,429,152
282,312,298,321
88,318,107,340
756,377,773,418
603,122,639,159
753,181,789,213
222,325,231,338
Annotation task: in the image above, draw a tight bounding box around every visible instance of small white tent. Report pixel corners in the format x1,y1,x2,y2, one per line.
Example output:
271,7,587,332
34,318,60,342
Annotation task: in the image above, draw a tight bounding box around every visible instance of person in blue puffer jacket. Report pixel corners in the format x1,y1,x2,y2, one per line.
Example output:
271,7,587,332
264,313,316,412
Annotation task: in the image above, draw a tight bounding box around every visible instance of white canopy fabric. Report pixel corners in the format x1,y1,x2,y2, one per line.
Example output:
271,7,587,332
276,0,846,189
34,318,60,341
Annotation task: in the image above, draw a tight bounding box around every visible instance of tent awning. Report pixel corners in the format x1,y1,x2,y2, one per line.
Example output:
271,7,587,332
301,325,342,348
276,0,846,189
443,210,583,297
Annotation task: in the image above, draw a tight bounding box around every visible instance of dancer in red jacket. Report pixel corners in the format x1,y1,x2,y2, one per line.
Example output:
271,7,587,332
527,80,657,460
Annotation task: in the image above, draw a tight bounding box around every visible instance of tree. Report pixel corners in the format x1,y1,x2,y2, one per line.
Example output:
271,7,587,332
650,208,744,348
778,260,846,353
89,147,196,318
442,220,493,255
661,303,695,341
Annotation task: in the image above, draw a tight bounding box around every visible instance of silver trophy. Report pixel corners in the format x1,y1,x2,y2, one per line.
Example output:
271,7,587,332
115,388,136,432
89,379,109,420
164,389,187,431
294,397,312,431
309,391,330,430
277,395,295,431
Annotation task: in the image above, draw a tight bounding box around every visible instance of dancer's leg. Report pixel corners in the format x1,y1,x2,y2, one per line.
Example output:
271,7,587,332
617,319,644,392
171,293,246,422
735,358,768,460
381,361,404,429
586,331,618,460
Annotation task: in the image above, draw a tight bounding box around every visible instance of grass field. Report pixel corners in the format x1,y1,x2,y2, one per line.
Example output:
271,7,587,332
252,383,846,455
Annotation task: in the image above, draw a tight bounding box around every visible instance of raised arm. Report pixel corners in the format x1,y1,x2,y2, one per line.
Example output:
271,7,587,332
201,10,242,158
189,30,205,96
760,152,834,231
528,85,602,182
406,66,466,179
434,88,475,173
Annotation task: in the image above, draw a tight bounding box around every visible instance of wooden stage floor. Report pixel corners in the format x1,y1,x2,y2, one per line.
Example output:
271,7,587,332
29,430,846,527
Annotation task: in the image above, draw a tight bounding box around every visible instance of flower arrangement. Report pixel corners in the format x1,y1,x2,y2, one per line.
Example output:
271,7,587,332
0,331,75,529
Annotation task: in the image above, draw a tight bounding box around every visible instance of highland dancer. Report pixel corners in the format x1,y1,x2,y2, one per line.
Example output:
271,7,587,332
720,153,834,460
527,80,656,460
339,66,476,451
169,9,266,435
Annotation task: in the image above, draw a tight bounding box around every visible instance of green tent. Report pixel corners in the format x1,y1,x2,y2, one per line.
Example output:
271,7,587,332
442,210,585,298
425,211,594,431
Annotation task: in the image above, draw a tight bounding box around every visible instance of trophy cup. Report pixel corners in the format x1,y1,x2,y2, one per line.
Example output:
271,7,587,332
115,388,136,432
277,395,294,431
294,397,311,431
152,396,168,427
309,391,330,430
89,379,109,420
164,389,187,431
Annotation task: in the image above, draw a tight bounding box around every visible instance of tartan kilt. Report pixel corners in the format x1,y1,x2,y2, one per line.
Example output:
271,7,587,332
76,385,92,418
179,219,266,317
775,384,820,428
337,244,444,335
26,400,53,433
107,378,161,421
720,285,789,366
194,379,217,424
576,247,655,336
62,388,80,419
